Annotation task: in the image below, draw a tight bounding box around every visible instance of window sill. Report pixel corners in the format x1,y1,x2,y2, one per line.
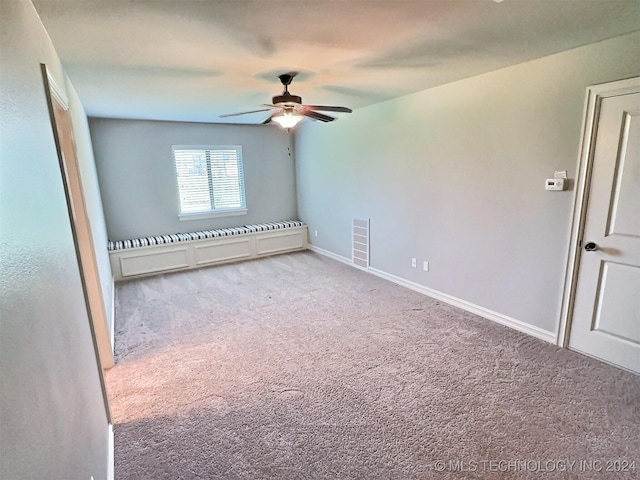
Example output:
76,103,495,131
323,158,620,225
179,209,248,221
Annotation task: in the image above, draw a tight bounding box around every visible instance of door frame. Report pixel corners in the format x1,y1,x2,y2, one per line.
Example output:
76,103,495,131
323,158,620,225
41,64,112,423
558,76,640,348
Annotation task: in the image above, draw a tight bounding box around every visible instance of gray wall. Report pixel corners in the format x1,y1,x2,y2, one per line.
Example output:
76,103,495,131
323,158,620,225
0,1,109,479
295,32,640,335
90,118,297,241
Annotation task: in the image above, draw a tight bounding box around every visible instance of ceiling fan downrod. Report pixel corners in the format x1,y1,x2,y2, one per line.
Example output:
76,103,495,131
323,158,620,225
273,73,302,105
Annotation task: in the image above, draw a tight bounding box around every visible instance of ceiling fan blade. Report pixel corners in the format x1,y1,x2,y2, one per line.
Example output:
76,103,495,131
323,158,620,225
304,105,352,113
219,107,274,118
302,110,336,122
262,114,274,125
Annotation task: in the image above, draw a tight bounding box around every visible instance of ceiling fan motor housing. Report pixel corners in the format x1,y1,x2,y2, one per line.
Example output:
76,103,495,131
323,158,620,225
272,92,302,106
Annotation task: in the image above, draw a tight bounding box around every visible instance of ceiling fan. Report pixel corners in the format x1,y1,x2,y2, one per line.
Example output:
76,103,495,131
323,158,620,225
219,73,352,129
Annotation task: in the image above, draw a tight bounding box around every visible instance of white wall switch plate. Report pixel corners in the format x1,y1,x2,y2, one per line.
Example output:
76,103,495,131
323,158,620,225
423,261,429,271
411,258,417,268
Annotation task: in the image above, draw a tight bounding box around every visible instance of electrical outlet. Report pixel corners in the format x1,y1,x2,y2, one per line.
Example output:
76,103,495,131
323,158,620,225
314,230,318,237
423,261,429,272
411,258,417,268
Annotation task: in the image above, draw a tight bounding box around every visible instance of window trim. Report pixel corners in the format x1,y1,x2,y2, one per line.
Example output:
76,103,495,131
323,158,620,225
172,145,247,218
178,208,247,222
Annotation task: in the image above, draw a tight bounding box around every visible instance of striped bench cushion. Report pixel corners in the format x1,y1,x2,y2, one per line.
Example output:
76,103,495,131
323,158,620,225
107,221,306,252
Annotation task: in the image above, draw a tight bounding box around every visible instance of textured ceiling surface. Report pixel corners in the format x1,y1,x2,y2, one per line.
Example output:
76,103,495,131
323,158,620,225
32,0,640,124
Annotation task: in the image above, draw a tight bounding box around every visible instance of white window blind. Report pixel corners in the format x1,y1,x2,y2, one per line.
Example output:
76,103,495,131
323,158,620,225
172,145,246,217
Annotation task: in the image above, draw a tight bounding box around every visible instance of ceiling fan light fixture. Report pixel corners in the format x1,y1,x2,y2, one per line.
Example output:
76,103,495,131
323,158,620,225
272,110,304,129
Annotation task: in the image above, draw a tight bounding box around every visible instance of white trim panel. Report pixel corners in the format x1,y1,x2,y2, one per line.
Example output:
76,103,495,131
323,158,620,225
257,230,307,256
119,247,190,278
194,238,252,265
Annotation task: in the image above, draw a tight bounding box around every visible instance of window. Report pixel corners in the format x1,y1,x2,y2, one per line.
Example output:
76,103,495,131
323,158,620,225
172,145,247,220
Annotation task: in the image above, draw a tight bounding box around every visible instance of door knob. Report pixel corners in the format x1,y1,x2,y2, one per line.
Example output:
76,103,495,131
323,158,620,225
584,242,598,251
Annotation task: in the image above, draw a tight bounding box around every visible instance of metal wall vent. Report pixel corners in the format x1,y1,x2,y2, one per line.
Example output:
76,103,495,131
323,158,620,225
352,217,370,269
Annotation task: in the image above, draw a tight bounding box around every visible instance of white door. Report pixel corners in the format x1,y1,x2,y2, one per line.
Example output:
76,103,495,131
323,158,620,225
568,79,640,374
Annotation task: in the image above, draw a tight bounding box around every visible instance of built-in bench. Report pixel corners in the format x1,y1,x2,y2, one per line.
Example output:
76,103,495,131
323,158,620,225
108,220,307,281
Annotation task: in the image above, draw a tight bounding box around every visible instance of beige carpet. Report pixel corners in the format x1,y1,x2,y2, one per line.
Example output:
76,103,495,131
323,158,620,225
106,251,639,479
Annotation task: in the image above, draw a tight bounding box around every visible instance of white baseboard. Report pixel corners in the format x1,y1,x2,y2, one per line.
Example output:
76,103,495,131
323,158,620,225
307,244,369,271
308,245,352,266
368,267,556,343
107,423,114,480
308,245,556,344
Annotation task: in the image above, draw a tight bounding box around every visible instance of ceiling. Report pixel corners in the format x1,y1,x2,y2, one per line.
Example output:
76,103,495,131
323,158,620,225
32,0,640,124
